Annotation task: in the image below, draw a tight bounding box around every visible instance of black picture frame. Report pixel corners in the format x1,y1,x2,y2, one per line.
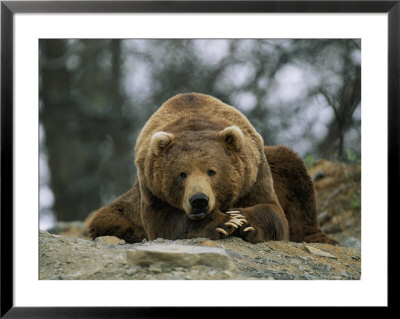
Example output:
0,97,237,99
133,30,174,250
1,1,396,317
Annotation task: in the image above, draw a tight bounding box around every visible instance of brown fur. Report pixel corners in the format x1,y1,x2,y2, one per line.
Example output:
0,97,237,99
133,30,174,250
89,93,336,245
264,146,337,244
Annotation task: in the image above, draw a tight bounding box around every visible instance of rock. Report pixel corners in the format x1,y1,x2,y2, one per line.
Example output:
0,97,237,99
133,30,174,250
125,267,139,276
318,211,330,224
321,223,343,234
312,170,326,181
324,265,332,271
304,245,338,259
149,264,163,273
343,237,361,249
299,255,314,261
125,244,236,270
201,240,217,247
95,236,125,245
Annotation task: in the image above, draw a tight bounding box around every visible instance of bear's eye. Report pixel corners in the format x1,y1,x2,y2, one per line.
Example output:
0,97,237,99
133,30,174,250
180,172,187,179
207,170,216,177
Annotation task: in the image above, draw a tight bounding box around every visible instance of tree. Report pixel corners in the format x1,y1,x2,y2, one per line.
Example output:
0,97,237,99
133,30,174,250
40,40,135,221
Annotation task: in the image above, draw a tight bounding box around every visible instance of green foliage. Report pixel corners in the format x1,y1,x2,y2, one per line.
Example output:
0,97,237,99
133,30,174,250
304,154,315,169
346,149,361,165
349,194,361,210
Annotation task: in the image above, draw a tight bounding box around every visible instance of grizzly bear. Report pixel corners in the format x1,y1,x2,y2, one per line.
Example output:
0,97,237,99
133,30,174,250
89,93,336,245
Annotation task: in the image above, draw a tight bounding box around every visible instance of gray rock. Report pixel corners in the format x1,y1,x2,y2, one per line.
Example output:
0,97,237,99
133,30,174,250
343,237,361,249
324,265,332,271
125,244,236,270
304,245,338,259
125,267,139,276
312,170,326,181
318,211,330,224
299,255,314,261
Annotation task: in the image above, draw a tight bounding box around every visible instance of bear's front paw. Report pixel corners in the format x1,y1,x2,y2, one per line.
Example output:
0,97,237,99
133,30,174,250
226,210,264,243
215,211,247,238
241,225,264,244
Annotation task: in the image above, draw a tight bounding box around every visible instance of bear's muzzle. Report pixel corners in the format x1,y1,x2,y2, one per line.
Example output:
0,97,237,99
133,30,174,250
187,193,209,220
182,172,215,220
190,193,209,210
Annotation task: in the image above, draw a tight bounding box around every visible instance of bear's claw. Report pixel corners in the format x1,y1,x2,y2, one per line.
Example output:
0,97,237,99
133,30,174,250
229,217,244,226
215,211,250,238
230,214,244,219
232,217,247,224
224,221,239,229
227,211,243,217
216,228,228,235
243,226,255,232
226,211,247,224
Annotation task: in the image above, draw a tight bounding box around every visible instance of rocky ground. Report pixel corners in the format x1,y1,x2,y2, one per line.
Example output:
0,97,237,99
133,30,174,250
39,231,360,280
41,160,361,280
308,159,361,247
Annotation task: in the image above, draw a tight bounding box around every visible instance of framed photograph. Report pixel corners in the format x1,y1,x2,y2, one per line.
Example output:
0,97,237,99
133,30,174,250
1,0,395,316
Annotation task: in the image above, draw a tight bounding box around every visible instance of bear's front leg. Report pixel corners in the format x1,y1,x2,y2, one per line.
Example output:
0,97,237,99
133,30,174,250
230,204,289,243
89,205,143,243
141,205,247,241
188,210,247,240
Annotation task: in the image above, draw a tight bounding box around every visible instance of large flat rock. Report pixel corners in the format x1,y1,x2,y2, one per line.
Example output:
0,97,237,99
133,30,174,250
126,244,235,270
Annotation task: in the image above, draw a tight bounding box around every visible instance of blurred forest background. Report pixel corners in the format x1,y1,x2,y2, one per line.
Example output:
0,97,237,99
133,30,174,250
39,39,361,229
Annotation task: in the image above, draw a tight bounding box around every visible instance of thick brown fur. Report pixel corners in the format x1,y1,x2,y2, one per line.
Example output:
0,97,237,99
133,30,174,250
264,146,337,244
89,93,336,245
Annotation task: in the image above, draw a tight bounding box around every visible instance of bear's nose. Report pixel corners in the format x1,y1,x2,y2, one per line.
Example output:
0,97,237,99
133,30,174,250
189,193,209,210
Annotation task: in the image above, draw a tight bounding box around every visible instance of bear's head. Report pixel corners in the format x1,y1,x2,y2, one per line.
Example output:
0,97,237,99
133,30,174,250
142,125,258,221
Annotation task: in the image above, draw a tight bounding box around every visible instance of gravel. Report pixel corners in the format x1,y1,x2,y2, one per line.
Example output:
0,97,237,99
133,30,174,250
39,231,361,280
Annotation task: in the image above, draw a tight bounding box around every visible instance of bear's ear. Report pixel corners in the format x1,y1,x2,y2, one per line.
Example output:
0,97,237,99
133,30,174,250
217,126,244,151
150,131,174,155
